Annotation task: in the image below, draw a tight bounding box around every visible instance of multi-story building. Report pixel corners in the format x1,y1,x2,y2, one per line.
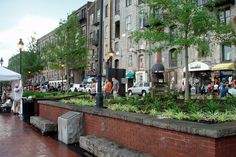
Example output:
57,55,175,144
86,0,101,77
101,0,161,88
162,0,236,89
37,2,92,84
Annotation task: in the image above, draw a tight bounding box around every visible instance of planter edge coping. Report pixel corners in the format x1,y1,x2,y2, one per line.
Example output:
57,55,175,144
38,100,236,138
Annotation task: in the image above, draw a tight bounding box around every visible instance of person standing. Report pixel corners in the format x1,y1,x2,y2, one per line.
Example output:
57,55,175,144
1,89,8,103
104,79,112,99
181,82,185,95
11,83,23,114
112,77,119,98
90,79,97,97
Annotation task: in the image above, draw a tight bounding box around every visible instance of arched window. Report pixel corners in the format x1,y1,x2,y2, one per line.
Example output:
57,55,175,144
169,48,177,67
115,59,119,68
138,55,144,70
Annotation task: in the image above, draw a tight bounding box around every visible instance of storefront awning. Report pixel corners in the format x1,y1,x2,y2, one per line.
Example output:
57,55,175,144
126,72,135,79
212,63,234,71
183,61,210,72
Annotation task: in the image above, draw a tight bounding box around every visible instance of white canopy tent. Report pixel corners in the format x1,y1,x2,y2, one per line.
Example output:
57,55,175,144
0,66,21,81
0,66,22,114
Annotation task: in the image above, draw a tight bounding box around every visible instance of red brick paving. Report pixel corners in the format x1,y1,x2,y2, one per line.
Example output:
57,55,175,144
0,113,80,157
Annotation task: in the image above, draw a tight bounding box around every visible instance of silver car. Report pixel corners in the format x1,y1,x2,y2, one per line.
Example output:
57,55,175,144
128,82,152,96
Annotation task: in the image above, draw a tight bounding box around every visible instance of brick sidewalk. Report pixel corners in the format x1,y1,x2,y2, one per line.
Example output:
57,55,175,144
0,113,80,157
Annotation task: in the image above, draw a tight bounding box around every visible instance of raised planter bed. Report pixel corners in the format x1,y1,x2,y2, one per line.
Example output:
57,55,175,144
37,100,236,157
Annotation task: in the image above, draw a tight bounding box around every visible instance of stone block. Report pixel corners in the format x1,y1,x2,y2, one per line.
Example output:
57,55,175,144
79,135,153,157
30,116,57,134
58,111,83,144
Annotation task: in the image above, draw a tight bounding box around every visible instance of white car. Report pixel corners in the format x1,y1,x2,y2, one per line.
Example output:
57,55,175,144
70,84,83,92
128,82,152,96
84,84,92,93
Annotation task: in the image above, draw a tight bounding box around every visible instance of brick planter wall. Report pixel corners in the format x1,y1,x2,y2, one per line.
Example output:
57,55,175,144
38,101,236,157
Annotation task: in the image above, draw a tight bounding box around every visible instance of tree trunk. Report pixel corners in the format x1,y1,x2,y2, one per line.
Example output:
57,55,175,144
184,44,190,100
66,63,70,92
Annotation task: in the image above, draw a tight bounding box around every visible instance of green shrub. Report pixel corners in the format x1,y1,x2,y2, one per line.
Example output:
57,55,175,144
149,109,160,116
163,100,181,113
161,109,176,118
150,100,161,112
61,99,95,106
189,112,206,122
203,100,221,113
184,100,201,113
108,104,139,113
174,112,189,120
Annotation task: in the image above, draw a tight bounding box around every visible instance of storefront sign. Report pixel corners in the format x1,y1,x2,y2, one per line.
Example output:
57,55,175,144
221,71,233,76
190,64,201,69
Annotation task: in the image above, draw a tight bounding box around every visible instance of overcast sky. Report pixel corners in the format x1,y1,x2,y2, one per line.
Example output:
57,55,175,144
0,0,88,67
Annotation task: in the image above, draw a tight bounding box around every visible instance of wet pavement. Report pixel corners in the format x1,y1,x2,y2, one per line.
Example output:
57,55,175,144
0,113,80,157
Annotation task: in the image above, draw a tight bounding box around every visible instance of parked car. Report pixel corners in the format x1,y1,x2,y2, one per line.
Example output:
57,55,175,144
70,84,83,92
127,82,152,96
84,84,92,93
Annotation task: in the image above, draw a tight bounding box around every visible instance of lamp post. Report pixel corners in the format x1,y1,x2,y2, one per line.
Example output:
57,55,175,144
0,57,3,66
61,64,65,91
96,0,104,108
0,57,3,93
18,39,24,75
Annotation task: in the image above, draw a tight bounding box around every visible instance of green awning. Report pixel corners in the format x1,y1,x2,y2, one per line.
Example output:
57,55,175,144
126,72,135,79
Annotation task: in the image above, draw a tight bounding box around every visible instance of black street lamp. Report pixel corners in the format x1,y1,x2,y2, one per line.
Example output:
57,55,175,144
0,57,3,93
96,0,104,108
18,39,24,74
0,57,3,67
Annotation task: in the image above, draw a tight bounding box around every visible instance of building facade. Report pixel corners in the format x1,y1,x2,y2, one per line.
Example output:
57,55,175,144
162,0,236,90
37,2,92,84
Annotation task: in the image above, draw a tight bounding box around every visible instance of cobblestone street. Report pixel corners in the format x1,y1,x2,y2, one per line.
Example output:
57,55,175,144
0,113,80,157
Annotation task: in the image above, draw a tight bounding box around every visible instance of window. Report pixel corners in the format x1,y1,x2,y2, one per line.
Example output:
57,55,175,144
97,9,100,22
144,83,150,87
127,37,133,49
126,15,132,31
138,55,144,70
128,55,133,67
219,8,231,24
81,26,86,34
169,48,177,67
115,42,119,52
105,25,108,39
115,59,119,68
90,14,94,26
222,45,232,61
115,0,120,15
105,5,108,17
126,0,132,7
138,0,144,4
92,49,95,57
139,12,148,29
90,32,94,44
197,0,210,6
115,21,120,38
170,25,177,39
81,8,86,19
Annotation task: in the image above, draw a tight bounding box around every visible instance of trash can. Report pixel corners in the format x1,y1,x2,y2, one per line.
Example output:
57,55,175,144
22,98,34,124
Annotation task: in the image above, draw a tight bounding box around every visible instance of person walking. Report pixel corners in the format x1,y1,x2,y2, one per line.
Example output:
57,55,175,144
112,77,119,98
90,79,97,97
104,79,112,99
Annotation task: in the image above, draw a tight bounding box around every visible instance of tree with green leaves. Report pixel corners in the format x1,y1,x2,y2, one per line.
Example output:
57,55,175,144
42,15,88,89
8,36,44,82
133,0,236,100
